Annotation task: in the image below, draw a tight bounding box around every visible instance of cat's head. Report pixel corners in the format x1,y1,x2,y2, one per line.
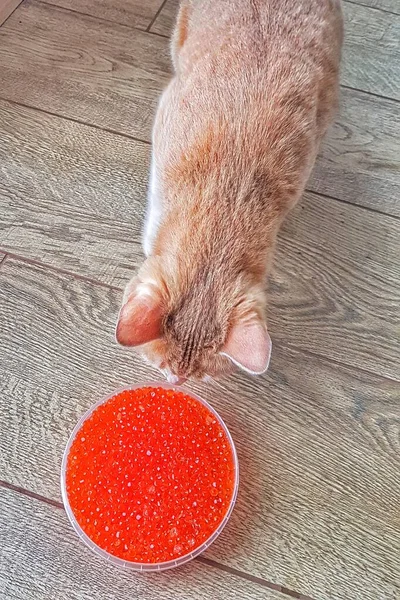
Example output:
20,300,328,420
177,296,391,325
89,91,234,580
115,258,272,382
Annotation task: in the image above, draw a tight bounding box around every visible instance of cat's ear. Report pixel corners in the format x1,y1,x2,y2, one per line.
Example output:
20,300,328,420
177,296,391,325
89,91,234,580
116,289,163,347
220,319,272,375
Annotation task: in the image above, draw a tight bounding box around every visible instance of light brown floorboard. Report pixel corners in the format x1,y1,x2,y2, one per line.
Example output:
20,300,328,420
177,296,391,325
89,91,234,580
150,0,178,36
0,488,286,600
38,0,164,30
0,2,171,141
346,0,400,15
0,257,399,600
310,87,400,217
0,0,23,26
342,2,400,99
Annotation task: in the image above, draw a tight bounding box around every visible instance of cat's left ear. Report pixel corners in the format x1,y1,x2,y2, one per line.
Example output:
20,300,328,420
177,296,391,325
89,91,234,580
220,319,272,375
115,288,163,347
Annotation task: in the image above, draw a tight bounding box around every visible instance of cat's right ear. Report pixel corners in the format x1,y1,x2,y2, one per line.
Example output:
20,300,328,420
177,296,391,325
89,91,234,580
115,288,163,347
220,318,272,375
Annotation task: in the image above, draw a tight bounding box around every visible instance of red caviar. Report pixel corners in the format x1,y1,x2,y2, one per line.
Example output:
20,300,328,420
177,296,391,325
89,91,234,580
65,387,236,564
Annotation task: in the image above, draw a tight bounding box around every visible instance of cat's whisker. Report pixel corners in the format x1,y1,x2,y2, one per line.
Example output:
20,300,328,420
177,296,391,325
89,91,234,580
207,375,228,396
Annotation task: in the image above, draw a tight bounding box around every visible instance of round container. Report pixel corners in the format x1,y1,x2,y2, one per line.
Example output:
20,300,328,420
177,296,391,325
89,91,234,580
61,383,239,571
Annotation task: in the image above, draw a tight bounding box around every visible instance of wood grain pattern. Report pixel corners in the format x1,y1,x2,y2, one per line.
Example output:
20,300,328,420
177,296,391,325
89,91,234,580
150,0,178,36
0,489,284,600
0,257,399,600
274,194,400,381
347,0,400,15
0,99,148,286
310,87,400,217
0,99,150,221
1,99,399,379
342,2,400,100
40,0,164,30
0,2,171,140
0,0,22,26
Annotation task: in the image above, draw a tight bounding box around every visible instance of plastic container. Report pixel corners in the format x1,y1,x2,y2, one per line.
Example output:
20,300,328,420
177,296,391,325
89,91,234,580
61,383,239,571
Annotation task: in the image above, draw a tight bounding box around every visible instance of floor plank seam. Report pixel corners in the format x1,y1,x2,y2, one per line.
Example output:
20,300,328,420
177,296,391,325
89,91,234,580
0,479,64,510
0,0,24,28
288,344,400,385
36,0,172,39
340,84,400,105
146,0,169,33
0,479,313,600
308,189,400,221
197,557,315,600
0,96,150,145
343,0,399,15
148,30,169,39
32,0,400,32
0,249,123,291
2,250,399,386
36,0,148,32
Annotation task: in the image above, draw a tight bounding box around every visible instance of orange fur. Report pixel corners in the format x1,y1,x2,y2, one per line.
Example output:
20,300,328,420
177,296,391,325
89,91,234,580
117,0,343,381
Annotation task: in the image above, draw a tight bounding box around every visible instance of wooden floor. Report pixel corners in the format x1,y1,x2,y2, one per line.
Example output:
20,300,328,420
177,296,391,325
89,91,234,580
0,1,399,599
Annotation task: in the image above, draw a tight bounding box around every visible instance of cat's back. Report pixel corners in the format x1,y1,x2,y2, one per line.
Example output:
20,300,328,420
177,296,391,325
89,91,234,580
177,0,343,78
160,0,343,148
155,0,343,179
151,0,344,239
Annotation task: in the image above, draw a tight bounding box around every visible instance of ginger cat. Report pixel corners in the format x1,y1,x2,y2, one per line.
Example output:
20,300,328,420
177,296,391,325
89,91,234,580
116,0,343,383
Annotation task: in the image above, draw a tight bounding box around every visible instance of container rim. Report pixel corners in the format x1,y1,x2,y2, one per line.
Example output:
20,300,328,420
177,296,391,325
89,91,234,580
60,382,239,571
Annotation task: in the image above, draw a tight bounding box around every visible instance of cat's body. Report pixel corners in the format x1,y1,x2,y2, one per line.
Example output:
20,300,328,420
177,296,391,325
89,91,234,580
117,0,343,382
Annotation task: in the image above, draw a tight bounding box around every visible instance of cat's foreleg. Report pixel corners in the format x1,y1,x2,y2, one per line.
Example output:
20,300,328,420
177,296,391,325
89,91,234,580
143,153,162,257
